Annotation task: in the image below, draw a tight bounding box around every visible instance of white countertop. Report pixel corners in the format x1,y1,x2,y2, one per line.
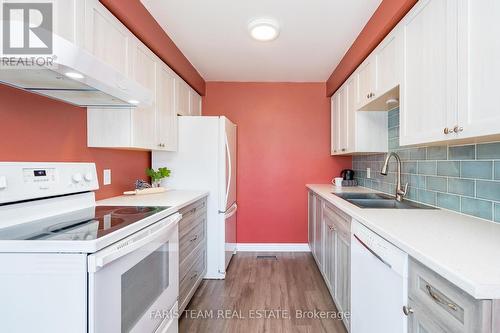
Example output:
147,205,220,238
307,184,500,299
97,189,209,210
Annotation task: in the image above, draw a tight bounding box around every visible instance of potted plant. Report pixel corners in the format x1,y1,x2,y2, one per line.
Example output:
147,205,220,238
146,167,171,188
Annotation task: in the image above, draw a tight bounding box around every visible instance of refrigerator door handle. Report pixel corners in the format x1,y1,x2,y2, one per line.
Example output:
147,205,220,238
219,202,237,216
224,131,232,210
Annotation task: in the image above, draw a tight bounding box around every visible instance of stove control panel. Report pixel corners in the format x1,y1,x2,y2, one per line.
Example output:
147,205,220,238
0,162,99,204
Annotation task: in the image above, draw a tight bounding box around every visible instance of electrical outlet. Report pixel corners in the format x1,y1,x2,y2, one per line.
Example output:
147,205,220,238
103,169,111,185
367,168,371,179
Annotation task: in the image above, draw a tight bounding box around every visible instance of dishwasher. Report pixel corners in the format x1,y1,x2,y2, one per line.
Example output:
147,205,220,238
351,220,408,333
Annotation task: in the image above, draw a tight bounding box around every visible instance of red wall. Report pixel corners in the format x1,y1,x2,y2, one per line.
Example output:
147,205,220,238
0,85,150,200
203,82,351,243
100,0,206,95
326,0,417,96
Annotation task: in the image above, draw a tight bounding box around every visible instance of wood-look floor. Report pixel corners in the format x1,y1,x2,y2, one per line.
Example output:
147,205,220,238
179,252,347,333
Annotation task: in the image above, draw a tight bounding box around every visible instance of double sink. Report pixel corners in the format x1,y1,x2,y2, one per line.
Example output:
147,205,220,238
333,192,436,209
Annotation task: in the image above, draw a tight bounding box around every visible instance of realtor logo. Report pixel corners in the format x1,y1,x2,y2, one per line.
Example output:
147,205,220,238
2,3,53,54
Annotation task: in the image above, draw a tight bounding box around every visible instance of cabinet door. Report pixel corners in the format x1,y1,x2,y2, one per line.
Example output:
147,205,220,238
375,31,403,95
336,229,351,328
176,80,191,116
314,196,323,268
337,85,348,154
400,0,458,146
346,76,357,153
156,64,178,151
308,192,315,252
322,213,336,295
131,42,157,148
84,0,131,75
189,90,202,116
330,91,340,155
457,0,500,140
408,299,449,333
356,59,376,108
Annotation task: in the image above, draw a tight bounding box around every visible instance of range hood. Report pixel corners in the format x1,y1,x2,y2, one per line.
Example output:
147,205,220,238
0,35,153,108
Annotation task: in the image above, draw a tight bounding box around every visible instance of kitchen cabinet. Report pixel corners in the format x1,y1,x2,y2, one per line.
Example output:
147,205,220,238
156,64,178,151
400,0,457,146
307,192,351,331
176,80,191,116
356,59,376,108
375,31,402,97
83,0,132,76
456,0,500,141
407,258,496,333
331,76,388,156
308,192,315,253
190,89,202,116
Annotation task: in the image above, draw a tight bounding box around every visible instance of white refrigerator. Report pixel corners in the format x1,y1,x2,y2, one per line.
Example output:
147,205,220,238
152,116,237,279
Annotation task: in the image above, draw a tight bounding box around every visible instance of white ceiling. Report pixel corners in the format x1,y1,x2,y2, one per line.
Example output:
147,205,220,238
141,0,382,82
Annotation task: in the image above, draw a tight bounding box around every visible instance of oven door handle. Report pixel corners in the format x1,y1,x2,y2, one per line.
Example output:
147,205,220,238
88,213,182,272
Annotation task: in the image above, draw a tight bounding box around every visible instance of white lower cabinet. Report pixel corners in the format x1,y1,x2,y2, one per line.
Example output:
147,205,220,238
308,191,351,331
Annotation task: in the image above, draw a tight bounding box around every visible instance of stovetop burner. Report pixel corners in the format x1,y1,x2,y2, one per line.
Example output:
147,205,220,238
0,205,170,241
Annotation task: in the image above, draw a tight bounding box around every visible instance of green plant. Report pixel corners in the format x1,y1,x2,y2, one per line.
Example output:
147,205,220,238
146,167,171,183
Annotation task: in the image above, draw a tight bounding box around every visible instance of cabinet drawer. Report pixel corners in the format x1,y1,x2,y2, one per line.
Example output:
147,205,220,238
179,199,206,226
408,259,492,332
179,215,206,266
179,245,206,307
323,202,351,235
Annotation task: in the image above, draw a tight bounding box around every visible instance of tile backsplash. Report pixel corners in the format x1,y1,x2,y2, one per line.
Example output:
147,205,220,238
352,108,500,222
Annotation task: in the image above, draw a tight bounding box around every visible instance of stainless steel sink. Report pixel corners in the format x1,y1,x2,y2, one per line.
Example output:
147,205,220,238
333,192,436,209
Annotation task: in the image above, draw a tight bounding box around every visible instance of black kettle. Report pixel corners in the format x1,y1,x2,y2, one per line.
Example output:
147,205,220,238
340,169,355,181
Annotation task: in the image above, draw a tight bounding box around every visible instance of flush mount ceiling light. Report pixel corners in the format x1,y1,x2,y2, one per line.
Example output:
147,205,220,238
64,72,84,79
128,99,140,105
248,18,280,42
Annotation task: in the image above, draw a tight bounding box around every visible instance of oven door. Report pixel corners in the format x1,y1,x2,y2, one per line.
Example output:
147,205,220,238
88,213,181,333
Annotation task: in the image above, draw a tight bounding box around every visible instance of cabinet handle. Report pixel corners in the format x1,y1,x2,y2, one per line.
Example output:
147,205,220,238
403,306,414,316
425,284,458,311
453,126,463,133
444,127,451,135
328,225,337,231
189,234,199,242
342,148,346,152
366,94,370,99
190,271,199,280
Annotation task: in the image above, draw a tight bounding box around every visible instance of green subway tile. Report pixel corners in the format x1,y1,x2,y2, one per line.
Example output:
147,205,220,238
388,115,399,128
389,138,400,150
395,149,411,161
437,193,460,212
437,161,460,177
495,203,500,223
460,161,493,180
477,142,500,159
426,176,447,192
388,108,399,119
411,175,426,189
495,162,500,181
476,181,500,201
461,197,492,220
427,146,447,160
402,161,417,174
418,189,437,206
407,187,418,201
449,145,476,160
388,126,399,139
410,148,427,160
448,178,475,196
418,161,437,175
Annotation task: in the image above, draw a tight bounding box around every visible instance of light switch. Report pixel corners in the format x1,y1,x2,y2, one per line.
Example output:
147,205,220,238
367,168,371,179
0,176,6,189
103,169,111,185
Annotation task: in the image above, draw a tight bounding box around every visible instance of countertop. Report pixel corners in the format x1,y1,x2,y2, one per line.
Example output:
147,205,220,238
97,189,209,211
307,184,500,300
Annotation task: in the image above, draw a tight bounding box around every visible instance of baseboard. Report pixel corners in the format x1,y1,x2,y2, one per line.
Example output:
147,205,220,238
236,243,311,252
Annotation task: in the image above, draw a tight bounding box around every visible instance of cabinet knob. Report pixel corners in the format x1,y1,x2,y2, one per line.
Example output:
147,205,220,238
453,126,463,133
403,306,414,316
342,148,346,152
444,127,451,135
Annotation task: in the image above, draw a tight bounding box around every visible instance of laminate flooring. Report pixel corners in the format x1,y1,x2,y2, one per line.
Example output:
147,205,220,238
179,252,348,333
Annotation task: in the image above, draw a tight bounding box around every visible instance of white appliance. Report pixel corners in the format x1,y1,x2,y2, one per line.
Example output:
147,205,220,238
153,116,237,279
351,220,408,333
0,162,180,333
0,34,153,108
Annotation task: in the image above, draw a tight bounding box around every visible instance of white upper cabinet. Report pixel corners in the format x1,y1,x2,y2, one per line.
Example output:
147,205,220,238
129,41,157,149
331,74,388,156
189,89,202,116
456,0,500,140
83,0,131,76
375,31,403,97
176,80,191,116
356,59,376,108
400,0,458,146
157,64,178,151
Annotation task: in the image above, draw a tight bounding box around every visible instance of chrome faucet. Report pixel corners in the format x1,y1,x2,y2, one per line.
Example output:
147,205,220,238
381,152,408,202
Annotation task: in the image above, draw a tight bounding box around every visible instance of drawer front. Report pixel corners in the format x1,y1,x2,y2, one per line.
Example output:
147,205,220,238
179,215,206,266
179,246,206,305
179,198,207,222
323,202,350,235
408,259,492,333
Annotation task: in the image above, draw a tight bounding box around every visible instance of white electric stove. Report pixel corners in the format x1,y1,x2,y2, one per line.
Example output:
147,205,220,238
0,162,180,333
